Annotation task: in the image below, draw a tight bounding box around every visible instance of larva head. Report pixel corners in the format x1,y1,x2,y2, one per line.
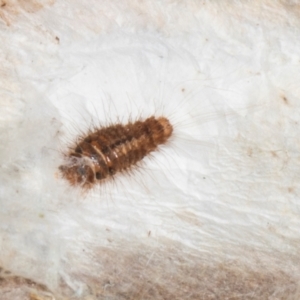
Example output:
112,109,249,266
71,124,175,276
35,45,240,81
59,156,95,188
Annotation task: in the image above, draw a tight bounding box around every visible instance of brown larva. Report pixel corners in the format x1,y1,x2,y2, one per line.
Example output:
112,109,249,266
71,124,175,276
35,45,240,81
59,116,173,189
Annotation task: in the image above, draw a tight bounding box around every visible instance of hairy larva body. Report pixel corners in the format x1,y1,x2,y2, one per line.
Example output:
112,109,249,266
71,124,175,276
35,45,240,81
59,116,173,189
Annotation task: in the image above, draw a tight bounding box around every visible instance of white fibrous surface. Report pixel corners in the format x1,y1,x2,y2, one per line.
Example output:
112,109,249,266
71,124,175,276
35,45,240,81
1,1,300,299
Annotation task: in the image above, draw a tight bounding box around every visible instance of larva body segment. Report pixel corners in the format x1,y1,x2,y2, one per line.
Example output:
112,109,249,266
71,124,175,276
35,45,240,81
59,116,173,189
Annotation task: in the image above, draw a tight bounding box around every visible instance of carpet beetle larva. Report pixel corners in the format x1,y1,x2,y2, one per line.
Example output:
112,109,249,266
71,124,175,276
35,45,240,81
59,116,173,189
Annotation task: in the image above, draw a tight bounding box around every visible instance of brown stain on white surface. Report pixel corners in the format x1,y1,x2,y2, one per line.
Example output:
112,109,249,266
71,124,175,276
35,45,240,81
0,267,49,300
0,244,299,300
75,245,299,300
0,0,54,25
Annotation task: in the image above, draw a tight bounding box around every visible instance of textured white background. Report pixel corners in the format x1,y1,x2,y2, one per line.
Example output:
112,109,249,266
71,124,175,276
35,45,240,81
0,1,300,299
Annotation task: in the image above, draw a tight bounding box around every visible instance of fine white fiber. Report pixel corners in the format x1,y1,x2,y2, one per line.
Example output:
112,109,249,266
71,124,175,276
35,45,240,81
1,1,300,299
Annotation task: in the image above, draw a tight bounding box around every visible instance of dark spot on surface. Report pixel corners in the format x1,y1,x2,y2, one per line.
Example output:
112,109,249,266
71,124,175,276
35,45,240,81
55,36,60,43
281,95,288,104
181,88,185,92
247,148,253,157
270,151,278,158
